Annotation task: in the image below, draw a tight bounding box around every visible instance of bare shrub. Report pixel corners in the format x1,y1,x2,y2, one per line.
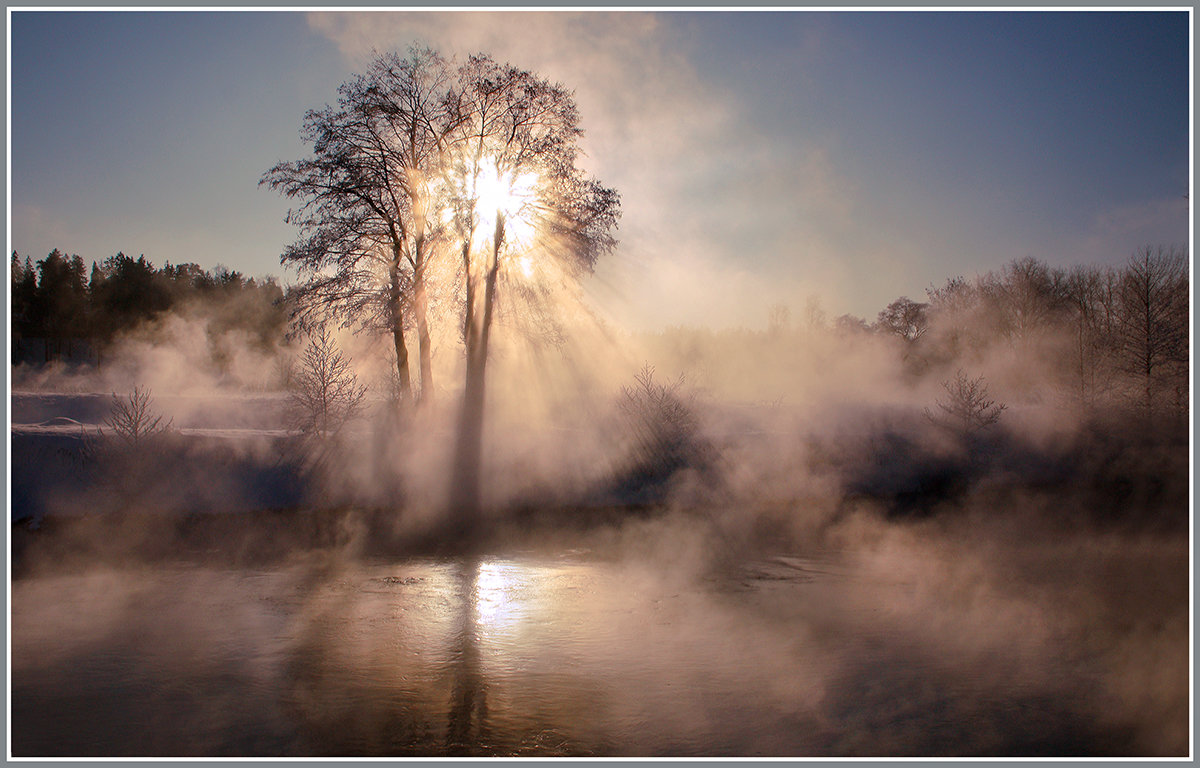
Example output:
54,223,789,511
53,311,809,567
616,364,705,488
288,325,368,437
105,386,173,446
925,370,1007,437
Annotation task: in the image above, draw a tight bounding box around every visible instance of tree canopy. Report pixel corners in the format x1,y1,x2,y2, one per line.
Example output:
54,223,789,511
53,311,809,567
10,249,287,365
262,47,621,410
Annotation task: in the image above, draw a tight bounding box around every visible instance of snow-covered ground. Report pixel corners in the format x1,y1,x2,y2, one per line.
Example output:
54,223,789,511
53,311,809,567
11,390,291,432
10,390,304,523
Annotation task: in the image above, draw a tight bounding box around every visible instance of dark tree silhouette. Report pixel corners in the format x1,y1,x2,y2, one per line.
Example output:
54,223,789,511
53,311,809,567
262,48,458,405
31,250,88,360
990,256,1069,345
89,252,173,345
288,324,368,438
616,364,702,487
12,250,289,369
263,48,620,533
924,275,988,360
834,313,870,335
1062,264,1121,409
442,53,620,530
11,252,37,356
1116,245,1188,418
105,386,172,446
876,296,929,344
925,370,1006,437
919,253,1188,417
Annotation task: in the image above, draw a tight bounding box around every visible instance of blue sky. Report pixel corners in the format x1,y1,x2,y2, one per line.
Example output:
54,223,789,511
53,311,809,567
9,10,1191,329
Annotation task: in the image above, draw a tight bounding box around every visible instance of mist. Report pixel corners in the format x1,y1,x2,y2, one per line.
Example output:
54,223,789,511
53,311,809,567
9,238,1191,758
8,21,1190,755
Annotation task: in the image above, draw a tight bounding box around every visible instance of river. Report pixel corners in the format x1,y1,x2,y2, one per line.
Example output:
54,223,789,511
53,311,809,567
10,531,1189,757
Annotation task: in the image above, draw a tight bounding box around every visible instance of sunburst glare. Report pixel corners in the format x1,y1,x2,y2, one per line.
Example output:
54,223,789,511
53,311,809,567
474,158,539,251
474,560,523,630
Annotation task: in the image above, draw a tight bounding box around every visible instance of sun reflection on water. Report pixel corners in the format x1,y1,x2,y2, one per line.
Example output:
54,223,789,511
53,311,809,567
474,561,524,632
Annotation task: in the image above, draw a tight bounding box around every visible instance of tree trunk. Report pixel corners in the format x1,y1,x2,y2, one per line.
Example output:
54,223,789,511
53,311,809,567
461,240,476,358
412,216,435,406
450,346,487,533
478,220,502,371
414,278,433,405
448,217,504,536
393,321,413,405
390,258,413,403
1141,299,1153,420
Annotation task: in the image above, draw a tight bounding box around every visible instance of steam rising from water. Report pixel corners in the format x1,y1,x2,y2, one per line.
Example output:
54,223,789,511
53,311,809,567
11,520,1188,756
9,281,1190,756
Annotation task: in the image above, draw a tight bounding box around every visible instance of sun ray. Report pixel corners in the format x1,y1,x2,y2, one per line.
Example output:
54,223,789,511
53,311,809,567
474,159,540,251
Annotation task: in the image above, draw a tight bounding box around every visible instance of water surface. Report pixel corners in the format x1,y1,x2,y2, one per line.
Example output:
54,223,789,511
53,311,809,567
10,538,1187,756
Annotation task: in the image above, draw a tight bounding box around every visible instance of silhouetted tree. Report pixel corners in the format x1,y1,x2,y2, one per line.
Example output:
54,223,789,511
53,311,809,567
162,261,215,295
925,276,988,361
91,252,173,342
1062,264,1121,409
925,370,1007,437
105,386,173,446
875,296,930,373
834,313,870,335
265,50,619,530
616,364,703,487
11,253,37,351
876,296,929,344
262,47,458,405
288,325,368,438
12,249,289,368
1116,246,1188,418
443,53,620,527
32,250,88,360
991,256,1068,345
11,252,27,317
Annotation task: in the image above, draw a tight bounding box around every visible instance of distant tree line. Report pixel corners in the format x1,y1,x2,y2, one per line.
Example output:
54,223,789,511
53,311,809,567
867,246,1189,420
10,244,1188,425
10,249,289,365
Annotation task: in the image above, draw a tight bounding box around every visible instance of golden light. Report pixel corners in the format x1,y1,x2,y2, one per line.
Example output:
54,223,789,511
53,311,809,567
474,159,539,250
474,560,522,629
516,254,535,278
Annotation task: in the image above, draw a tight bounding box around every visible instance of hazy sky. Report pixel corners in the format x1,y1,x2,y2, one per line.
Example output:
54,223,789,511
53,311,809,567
9,10,1190,329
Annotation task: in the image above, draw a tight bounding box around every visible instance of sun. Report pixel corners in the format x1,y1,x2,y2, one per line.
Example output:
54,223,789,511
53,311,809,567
474,158,539,249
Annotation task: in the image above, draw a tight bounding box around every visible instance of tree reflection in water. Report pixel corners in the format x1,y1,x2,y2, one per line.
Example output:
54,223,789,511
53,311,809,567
11,543,1186,757
445,558,489,754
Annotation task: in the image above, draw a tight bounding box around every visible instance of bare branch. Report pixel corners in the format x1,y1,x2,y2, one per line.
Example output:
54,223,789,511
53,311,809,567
104,386,173,446
924,370,1007,436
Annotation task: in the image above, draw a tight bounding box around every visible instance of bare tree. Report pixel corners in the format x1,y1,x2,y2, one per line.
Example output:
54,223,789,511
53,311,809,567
925,370,1007,437
288,325,368,438
1062,264,1122,409
834,313,870,335
1116,246,1189,418
925,276,989,359
442,54,620,527
802,296,827,332
265,47,621,531
262,48,457,405
105,386,173,446
876,296,929,344
992,256,1068,345
766,303,791,335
